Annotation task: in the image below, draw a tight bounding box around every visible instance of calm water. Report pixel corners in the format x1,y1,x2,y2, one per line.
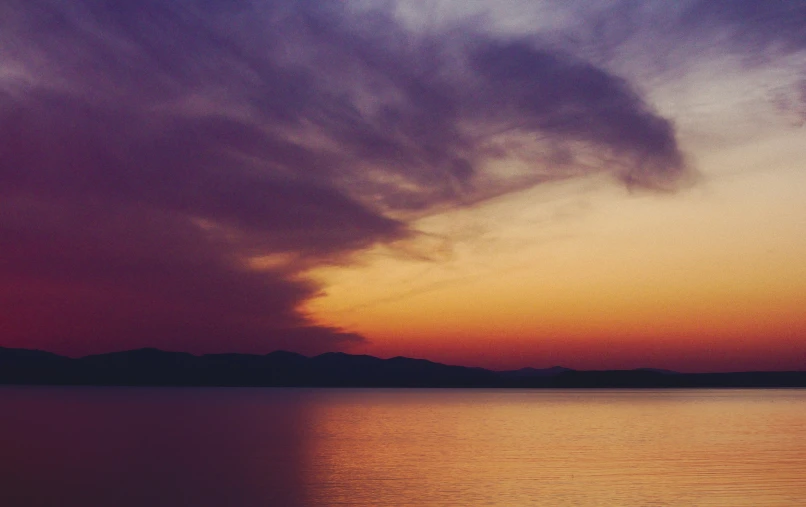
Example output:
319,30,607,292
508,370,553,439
1,388,804,506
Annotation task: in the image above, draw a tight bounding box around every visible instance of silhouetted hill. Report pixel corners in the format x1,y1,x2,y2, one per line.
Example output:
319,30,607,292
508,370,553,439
0,346,804,388
0,346,74,384
499,366,574,378
0,346,66,363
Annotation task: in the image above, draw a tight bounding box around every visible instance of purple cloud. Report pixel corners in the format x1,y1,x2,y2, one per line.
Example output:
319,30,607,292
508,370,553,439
0,0,692,354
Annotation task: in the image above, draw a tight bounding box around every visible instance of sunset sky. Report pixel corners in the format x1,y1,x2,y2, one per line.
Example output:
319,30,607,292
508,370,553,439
1,0,804,372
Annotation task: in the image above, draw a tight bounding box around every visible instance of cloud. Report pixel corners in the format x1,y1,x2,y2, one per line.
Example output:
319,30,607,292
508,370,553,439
682,0,806,56
0,0,692,354
562,1,806,78
465,40,685,188
0,194,368,355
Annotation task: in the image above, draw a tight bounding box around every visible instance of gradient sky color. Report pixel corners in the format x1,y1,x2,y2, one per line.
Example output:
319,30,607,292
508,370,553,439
1,0,804,372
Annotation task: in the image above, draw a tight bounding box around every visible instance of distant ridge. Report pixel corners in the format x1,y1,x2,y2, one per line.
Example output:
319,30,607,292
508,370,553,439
1,346,805,388
498,366,574,378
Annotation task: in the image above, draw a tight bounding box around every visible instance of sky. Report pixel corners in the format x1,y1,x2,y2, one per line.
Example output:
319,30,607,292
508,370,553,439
1,0,804,372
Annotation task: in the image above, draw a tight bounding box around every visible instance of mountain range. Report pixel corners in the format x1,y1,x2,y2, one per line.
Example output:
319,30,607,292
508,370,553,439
1,346,804,388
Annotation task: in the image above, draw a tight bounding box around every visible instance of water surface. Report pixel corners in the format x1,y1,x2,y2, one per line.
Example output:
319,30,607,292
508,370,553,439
1,388,804,506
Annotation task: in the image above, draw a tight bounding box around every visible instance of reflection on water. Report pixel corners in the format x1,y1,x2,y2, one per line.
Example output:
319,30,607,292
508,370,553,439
1,388,804,506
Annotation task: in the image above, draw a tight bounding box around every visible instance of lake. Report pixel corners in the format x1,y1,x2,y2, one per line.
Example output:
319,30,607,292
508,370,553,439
1,387,804,506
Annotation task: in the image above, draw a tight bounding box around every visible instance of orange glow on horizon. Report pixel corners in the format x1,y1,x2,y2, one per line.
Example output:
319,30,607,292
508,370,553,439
305,149,806,372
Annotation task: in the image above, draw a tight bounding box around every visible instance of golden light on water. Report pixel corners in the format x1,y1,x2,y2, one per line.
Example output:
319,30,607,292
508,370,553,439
304,390,806,506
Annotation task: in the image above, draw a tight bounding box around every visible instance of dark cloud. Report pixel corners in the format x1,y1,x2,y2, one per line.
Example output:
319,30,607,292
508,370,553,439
0,0,691,354
467,41,685,188
0,195,366,355
0,90,402,253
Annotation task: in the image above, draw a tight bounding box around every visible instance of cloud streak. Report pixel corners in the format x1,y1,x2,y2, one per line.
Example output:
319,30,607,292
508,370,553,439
0,0,694,354
564,1,806,77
